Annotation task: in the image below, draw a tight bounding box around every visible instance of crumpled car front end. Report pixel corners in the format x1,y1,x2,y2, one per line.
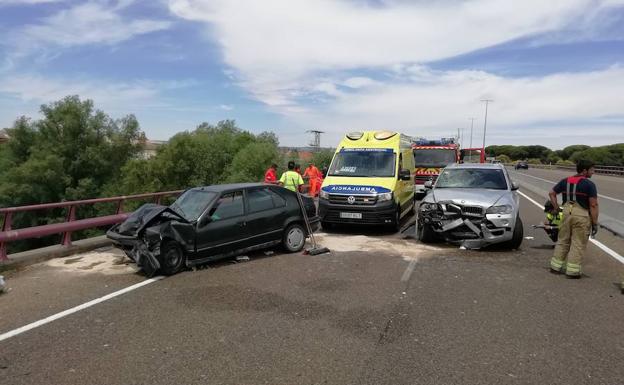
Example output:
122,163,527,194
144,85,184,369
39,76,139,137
418,191,518,249
107,204,190,276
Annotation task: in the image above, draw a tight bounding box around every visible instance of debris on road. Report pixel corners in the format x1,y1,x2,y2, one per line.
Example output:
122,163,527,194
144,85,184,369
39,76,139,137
263,250,274,256
236,256,250,262
525,236,535,240
0,275,5,294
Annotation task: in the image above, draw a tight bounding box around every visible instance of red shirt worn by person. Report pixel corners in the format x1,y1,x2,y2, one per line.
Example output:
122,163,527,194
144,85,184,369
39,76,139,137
264,167,277,184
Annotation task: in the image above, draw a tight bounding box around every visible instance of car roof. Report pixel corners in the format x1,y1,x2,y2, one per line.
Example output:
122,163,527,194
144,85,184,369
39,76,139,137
188,183,267,193
446,163,505,170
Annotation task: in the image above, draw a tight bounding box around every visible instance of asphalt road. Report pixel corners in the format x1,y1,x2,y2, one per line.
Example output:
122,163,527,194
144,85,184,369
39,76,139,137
1,195,623,385
512,167,624,201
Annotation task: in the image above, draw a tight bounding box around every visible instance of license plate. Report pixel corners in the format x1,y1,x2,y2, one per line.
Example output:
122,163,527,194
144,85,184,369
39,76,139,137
340,212,362,219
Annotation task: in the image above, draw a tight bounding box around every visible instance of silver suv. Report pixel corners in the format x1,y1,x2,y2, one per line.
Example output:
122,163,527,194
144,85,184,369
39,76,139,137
417,163,523,249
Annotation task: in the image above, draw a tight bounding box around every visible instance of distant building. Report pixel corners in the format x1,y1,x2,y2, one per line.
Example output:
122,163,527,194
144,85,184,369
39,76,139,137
0,129,9,144
141,139,167,159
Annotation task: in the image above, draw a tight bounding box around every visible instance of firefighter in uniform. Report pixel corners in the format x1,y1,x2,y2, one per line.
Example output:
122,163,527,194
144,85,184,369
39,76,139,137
548,160,599,278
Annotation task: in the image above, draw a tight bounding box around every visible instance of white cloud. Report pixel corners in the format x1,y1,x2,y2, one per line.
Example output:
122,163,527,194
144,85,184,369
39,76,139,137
0,0,63,5
168,0,605,106
2,1,171,64
282,66,624,148
21,2,171,48
167,0,624,147
218,104,234,111
0,74,201,127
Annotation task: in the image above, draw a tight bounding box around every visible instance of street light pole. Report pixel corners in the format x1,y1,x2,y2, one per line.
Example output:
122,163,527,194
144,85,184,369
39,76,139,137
480,100,493,149
468,118,476,148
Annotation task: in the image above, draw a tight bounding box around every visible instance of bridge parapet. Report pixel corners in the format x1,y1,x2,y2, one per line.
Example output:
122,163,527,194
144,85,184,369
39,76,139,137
0,190,183,261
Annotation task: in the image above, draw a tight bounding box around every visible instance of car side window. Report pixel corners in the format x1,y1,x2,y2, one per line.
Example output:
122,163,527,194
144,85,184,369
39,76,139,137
248,188,275,213
209,191,244,221
269,188,287,207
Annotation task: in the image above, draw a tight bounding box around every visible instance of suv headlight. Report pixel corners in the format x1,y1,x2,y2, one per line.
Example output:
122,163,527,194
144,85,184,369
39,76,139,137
486,204,513,214
419,202,438,211
319,190,329,200
377,192,392,202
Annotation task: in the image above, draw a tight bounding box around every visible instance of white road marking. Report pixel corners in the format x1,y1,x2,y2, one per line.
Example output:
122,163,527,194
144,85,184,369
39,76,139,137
401,259,418,282
0,276,165,343
518,190,624,265
513,170,624,204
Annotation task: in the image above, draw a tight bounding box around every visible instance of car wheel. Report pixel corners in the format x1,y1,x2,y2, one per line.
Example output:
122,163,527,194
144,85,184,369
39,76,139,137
158,241,186,276
283,223,306,252
417,222,437,243
506,216,524,250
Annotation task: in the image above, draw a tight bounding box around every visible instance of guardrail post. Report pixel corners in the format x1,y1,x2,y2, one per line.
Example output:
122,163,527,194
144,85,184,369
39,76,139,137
116,199,125,214
0,212,12,261
155,195,162,205
61,205,76,247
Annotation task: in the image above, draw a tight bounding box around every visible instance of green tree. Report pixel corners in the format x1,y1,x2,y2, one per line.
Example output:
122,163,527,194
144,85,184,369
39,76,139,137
225,141,281,183
496,154,512,164
310,149,335,169
0,96,144,252
115,121,282,194
560,145,590,160
0,96,143,206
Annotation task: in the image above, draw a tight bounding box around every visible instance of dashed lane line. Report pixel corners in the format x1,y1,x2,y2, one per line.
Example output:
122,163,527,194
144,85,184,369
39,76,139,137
518,190,624,265
0,276,165,343
401,259,418,282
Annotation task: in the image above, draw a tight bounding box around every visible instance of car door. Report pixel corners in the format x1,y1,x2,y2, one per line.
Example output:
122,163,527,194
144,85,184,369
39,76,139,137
194,190,248,257
244,187,288,245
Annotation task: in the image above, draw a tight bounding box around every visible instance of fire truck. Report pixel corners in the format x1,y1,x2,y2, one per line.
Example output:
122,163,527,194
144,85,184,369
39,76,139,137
412,138,460,197
460,147,486,164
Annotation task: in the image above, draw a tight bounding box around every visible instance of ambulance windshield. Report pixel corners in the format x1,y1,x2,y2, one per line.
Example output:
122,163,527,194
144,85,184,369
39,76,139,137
328,149,396,177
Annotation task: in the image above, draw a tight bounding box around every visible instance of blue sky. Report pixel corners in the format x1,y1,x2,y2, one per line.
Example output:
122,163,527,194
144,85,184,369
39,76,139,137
1,0,623,149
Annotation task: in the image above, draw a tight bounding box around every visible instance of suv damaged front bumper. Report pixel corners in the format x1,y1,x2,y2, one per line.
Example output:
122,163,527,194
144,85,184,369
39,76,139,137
419,201,514,249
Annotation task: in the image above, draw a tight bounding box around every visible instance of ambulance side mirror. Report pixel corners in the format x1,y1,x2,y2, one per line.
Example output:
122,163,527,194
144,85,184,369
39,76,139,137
399,169,411,181
424,181,433,189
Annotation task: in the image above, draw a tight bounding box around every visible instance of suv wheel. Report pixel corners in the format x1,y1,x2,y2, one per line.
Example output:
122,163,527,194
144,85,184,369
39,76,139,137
417,222,437,243
506,216,524,250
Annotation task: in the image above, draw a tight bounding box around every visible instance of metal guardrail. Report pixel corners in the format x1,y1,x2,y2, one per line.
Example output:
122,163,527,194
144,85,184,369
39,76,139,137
0,190,183,261
507,163,624,177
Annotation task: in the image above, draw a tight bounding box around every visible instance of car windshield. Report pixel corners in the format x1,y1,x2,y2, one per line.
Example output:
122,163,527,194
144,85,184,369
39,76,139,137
414,149,457,167
170,189,217,221
436,168,508,190
328,149,396,177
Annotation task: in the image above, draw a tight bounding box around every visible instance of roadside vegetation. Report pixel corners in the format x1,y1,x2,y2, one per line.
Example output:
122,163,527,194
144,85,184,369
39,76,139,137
0,96,298,252
486,144,624,166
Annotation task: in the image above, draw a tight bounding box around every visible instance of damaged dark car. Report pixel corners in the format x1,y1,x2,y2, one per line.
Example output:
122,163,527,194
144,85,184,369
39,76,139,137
107,183,319,276
416,163,523,249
